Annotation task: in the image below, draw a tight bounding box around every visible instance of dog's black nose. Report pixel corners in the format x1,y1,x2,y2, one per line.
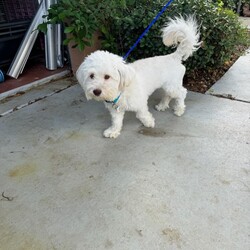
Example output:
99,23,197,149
93,89,102,96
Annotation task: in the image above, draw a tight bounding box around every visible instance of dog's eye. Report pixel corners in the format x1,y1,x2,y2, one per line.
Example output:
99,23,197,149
104,75,110,80
90,73,94,79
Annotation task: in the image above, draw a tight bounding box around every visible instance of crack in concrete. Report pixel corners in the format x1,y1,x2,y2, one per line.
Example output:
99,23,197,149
0,83,76,118
209,93,250,104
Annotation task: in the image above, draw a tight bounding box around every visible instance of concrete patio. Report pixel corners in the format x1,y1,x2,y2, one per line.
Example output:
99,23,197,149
0,51,250,249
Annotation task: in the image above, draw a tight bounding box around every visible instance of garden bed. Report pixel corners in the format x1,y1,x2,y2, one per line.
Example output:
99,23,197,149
184,45,248,93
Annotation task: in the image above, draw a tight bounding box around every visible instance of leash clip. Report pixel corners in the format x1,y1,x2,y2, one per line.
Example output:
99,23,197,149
112,103,120,112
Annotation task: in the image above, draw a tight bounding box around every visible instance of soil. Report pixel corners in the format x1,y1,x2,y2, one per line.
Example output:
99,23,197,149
183,45,248,93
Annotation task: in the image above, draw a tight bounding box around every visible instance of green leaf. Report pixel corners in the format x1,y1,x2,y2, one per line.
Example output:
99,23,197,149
64,26,75,33
37,23,48,33
63,38,72,45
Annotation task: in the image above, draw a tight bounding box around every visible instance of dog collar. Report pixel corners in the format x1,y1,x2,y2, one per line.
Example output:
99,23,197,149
105,93,122,111
105,93,121,105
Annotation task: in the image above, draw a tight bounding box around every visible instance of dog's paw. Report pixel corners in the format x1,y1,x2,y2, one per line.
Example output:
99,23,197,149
103,128,121,138
143,117,155,128
174,106,185,117
155,103,169,112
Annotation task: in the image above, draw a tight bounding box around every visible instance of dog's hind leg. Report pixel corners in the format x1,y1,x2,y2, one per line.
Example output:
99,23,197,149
155,90,172,111
173,87,187,116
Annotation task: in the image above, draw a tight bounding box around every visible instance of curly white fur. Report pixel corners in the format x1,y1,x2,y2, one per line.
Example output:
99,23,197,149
76,16,201,138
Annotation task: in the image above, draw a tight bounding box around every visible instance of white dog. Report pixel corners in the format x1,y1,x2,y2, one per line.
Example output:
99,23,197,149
76,16,201,138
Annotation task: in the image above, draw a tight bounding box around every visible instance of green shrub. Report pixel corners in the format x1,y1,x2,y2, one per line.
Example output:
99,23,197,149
101,0,249,71
212,0,237,10
40,0,249,72
38,0,127,51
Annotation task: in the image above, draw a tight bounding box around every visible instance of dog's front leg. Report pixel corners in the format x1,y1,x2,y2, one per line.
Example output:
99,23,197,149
103,109,125,138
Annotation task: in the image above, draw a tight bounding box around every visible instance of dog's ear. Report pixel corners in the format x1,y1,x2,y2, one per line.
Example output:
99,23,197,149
118,63,135,91
76,64,86,86
83,89,92,101
76,64,92,100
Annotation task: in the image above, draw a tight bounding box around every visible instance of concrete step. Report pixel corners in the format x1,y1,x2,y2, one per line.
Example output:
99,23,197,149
239,17,250,30
206,49,250,103
0,78,76,117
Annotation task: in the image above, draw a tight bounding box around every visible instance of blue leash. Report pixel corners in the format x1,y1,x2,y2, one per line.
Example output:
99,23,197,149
122,0,175,61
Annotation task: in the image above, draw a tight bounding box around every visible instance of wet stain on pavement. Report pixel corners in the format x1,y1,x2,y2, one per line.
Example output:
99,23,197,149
138,127,166,138
138,127,199,138
162,227,183,248
0,223,46,250
242,168,249,175
44,131,85,145
219,179,231,185
104,239,114,248
9,163,36,178
66,131,85,141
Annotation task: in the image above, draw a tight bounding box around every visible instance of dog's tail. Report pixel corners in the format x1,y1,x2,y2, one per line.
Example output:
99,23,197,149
162,15,201,61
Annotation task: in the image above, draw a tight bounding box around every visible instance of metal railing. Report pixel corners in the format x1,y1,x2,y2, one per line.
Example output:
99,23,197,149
7,0,63,79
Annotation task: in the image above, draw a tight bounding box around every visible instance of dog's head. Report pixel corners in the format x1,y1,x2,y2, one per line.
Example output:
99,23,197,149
76,50,135,102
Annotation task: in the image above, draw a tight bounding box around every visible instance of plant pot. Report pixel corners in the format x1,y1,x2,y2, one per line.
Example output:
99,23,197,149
68,32,101,74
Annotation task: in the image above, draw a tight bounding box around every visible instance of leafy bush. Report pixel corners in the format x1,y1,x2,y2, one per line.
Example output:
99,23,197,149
40,0,249,72
212,0,237,10
38,0,127,51
101,0,249,71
